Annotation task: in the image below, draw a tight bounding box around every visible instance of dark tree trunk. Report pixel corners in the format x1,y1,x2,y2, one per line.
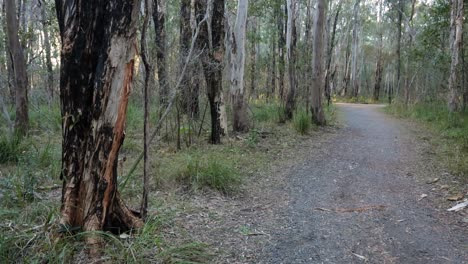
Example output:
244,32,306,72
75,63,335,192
374,0,383,101
180,0,199,118
249,17,257,98
198,0,226,144
325,1,341,106
311,0,327,126
284,0,297,120
5,0,29,135
153,0,168,109
55,0,143,248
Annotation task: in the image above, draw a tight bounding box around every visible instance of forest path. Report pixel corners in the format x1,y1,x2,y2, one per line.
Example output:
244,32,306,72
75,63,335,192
260,103,467,264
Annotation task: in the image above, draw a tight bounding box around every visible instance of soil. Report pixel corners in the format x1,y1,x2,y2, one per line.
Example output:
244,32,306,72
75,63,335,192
173,103,468,264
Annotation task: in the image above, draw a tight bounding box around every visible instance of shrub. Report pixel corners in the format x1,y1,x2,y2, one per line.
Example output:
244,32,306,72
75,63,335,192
293,110,311,135
178,155,241,194
0,135,24,164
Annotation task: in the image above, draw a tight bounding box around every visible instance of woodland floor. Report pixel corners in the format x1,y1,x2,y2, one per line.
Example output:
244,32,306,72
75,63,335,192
176,103,468,263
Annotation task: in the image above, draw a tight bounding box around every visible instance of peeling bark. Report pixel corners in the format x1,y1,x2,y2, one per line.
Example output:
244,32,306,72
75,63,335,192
56,0,143,247
230,0,249,133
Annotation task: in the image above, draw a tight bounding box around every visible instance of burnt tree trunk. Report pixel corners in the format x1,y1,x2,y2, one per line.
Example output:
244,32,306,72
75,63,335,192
198,0,226,144
55,0,143,246
374,0,383,101
153,0,168,109
5,0,29,135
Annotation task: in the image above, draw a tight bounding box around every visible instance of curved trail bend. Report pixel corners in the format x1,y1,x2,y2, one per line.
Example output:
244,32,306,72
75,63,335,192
261,103,467,264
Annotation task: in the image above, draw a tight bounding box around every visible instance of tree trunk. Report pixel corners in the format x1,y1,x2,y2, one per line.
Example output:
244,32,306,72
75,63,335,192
373,0,383,101
180,0,199,118
249,17,257,98
395,0,403,103
278,3,286,100
325,1,341,105
230,0,249,132
153,0,168,109
198,0,226,144
311,0,327,126
5,0,29,135
448,0,463,112
350,0,360,98
40,0,54,100
284,0,297,120
56,0,143,248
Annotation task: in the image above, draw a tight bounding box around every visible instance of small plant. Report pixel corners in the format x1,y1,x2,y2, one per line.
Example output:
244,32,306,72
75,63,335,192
0,135,24,164
293,110,311,135
178,155,241,194
247,129,259,147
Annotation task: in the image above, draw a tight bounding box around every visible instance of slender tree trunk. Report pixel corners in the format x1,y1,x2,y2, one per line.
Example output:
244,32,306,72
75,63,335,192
153,0,168,109
5,0,28,135
230,0,249,132
56,0,143,249
311,0,327,126
249,17,257,98
284,0,297,120
350,0,360,98
374,0,383,101
343,35,351,96
198,0,226,144
270,38,277,99
40,0,54,100
278,3,286,100
180,0,199,117
395,0,403,103
325,1,341,105
448,0,463,112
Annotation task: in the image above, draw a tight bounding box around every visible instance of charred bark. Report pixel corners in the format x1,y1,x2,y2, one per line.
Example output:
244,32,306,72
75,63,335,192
153,0,168,109
55,0,143,246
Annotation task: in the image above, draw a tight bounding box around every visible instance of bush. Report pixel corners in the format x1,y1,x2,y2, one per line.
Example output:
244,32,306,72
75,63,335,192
0,135,24,164
293,111,311,135
178,155,241,194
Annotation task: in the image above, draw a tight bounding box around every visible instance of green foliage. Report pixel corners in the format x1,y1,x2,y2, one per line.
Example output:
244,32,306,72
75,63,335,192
293,110,312,135
247,129,260,147
0,135,24,164
178,155,241,195
386,102,468,178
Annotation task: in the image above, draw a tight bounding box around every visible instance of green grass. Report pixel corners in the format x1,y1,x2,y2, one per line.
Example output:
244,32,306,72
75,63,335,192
386,102,468,179
293,110,312,135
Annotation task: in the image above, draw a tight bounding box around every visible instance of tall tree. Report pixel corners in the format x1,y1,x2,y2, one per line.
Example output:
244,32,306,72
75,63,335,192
448,0,463,112
40,0,54,100
153,0,168,109
5,0,29,135
55,0,143,248
284,0,297,120
198,0,226,144
311,0,327,125
325,1,342,105
230,0,249,132
350,0,360,97
373,0,384,101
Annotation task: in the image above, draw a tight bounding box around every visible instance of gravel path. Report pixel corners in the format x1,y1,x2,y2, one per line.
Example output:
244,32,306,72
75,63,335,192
261,103,467,264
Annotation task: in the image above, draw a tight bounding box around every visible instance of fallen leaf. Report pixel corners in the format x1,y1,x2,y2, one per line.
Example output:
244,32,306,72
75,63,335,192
447,194,464,201
419,194,428,201
119,233,131,239
426,178,439,184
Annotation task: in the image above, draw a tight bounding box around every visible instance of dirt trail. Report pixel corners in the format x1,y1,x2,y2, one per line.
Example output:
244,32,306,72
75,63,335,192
259,103,467,263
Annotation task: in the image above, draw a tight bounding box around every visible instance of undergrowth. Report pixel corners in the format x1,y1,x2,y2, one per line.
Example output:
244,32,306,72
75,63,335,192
386,102,468,180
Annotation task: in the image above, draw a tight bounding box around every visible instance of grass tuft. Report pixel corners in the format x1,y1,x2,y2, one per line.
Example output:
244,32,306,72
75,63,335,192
293,110,312,135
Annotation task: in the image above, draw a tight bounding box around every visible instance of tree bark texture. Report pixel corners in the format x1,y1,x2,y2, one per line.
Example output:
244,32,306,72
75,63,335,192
55,0,143,244
284,0,297,120
198,0,226,144
230,0,249,132
448,0,463,112
5,0,29,135
153,0,168,109
311,0,327,126
350,0,360,97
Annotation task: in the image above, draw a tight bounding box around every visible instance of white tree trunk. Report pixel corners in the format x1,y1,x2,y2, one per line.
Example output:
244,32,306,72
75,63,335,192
448,0,463,112
230,0,249,132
